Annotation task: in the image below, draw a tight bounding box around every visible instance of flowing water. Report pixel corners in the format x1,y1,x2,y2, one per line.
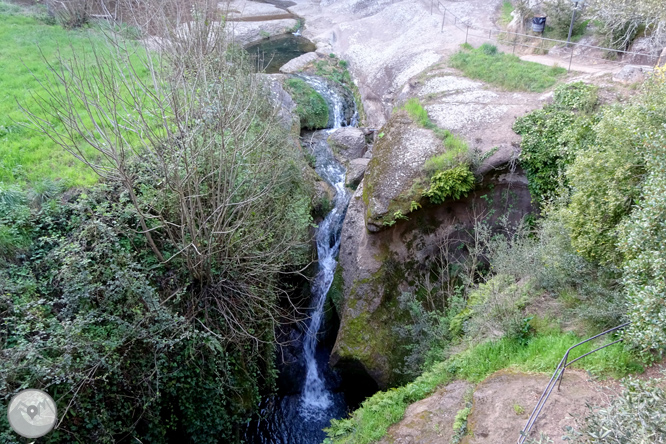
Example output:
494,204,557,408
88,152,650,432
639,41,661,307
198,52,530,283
245,76,356,444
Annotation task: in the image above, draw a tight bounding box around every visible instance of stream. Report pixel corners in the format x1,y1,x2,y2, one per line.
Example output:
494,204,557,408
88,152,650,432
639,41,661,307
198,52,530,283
244,74,357,444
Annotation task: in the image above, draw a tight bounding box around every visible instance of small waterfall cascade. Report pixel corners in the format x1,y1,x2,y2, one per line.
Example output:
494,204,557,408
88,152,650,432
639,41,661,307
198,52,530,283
244,74,357,444
297,74,357,128
299,78,351,415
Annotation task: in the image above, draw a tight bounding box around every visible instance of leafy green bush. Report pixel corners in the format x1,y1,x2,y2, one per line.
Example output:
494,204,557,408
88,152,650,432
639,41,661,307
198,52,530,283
619,131,666,355
479,42,498,55
449,44,566,92
0,188,266,443
553,82,599,112
568,376,666,443
514,82,599,203
0,184,30,259
1,12,315,441
560,132,643,265
561,77,666,265
423,164,476,203
543,0,586,39
285,77,329,129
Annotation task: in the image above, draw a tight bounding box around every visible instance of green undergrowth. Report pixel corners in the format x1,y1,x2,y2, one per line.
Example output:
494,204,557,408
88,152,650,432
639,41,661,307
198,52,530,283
307,55,366,125
402,98,475,205
499,0,514,26
449,43,567,92
324,328,642,444
0,4,151,185
284,77,329,130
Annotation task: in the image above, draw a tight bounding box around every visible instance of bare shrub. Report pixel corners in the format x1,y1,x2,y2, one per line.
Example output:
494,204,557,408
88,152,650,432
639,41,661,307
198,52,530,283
24,0,313,343
46,0,94,28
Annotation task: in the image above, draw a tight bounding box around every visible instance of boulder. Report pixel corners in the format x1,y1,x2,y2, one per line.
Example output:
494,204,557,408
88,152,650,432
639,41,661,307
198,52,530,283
257,73,301,136
227,19,299,46
327,127,367,161
220,0,293,21
506,11,524,35
280,52,321,73
345,158,369,188
362,110,442,232
625,37,660,65
612,65,649,84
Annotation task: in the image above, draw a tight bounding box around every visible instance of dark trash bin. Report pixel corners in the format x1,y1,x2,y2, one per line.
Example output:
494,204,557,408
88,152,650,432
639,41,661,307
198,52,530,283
532,16,547,33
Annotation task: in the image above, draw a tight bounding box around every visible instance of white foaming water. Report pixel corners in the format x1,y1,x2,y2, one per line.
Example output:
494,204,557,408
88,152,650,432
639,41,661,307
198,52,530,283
244,74,357,443
298,74,348,128
299,75,353,417
300,172,349,416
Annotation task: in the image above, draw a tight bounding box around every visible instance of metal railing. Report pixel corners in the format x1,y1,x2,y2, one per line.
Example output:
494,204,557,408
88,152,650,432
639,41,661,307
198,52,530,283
429,0,661,71
516,322,631,444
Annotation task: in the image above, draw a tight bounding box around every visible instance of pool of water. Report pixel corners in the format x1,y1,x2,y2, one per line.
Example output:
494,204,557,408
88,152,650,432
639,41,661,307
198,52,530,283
246,34,316,73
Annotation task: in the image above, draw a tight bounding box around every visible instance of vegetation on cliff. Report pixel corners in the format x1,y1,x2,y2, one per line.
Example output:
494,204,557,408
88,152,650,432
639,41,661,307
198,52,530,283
326,65,666,444
284,77,330,130
0,2,314,442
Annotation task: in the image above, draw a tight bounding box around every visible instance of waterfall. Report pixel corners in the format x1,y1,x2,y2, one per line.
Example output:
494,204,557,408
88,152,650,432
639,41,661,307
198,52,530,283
297,74,350,128
245,74,357,444
299,75,351,417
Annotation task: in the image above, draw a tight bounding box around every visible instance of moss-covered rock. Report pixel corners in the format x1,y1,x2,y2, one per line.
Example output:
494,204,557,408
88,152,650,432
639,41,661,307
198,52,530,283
362,110,443,231
284,77,330,130
332,158,534,390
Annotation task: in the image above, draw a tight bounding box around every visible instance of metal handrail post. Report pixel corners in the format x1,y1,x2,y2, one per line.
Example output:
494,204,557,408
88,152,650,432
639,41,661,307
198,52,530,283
557,350,570,390
517,322,630,443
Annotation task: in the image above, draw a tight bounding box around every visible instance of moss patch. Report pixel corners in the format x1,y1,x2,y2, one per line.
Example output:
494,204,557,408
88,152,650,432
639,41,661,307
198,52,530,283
327,263,345,315
284,77,329,130
335,255,415,387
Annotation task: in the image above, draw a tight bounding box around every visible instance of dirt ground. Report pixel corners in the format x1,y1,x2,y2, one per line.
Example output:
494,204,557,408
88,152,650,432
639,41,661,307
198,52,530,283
378,380,474,444
464,370,615,444
381,369,619,444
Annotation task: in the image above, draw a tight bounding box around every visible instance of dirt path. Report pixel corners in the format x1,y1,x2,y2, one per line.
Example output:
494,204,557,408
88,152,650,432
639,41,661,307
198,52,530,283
380,369,617,444
520,54,623,75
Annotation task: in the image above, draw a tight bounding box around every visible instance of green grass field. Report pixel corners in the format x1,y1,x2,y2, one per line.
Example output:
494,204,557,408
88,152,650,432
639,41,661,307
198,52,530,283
450,43,567,92
0,3,149,186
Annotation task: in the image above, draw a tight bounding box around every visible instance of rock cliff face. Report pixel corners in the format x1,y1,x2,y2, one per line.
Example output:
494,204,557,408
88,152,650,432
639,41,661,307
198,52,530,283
327,66,546,387
253,0,549,392
331,158,532,388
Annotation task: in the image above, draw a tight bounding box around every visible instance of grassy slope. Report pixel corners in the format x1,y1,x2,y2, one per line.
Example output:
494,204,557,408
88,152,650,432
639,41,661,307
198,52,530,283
449,44,567,92
0,4,147,186
325,327,642,444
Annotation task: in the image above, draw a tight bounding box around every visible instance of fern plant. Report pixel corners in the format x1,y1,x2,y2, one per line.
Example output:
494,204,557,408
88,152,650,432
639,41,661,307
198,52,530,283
423,165,475,204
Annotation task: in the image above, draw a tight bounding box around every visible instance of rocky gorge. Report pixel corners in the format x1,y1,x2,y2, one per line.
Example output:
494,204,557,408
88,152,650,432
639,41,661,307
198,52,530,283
226,0,665,442
230,0,545,390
